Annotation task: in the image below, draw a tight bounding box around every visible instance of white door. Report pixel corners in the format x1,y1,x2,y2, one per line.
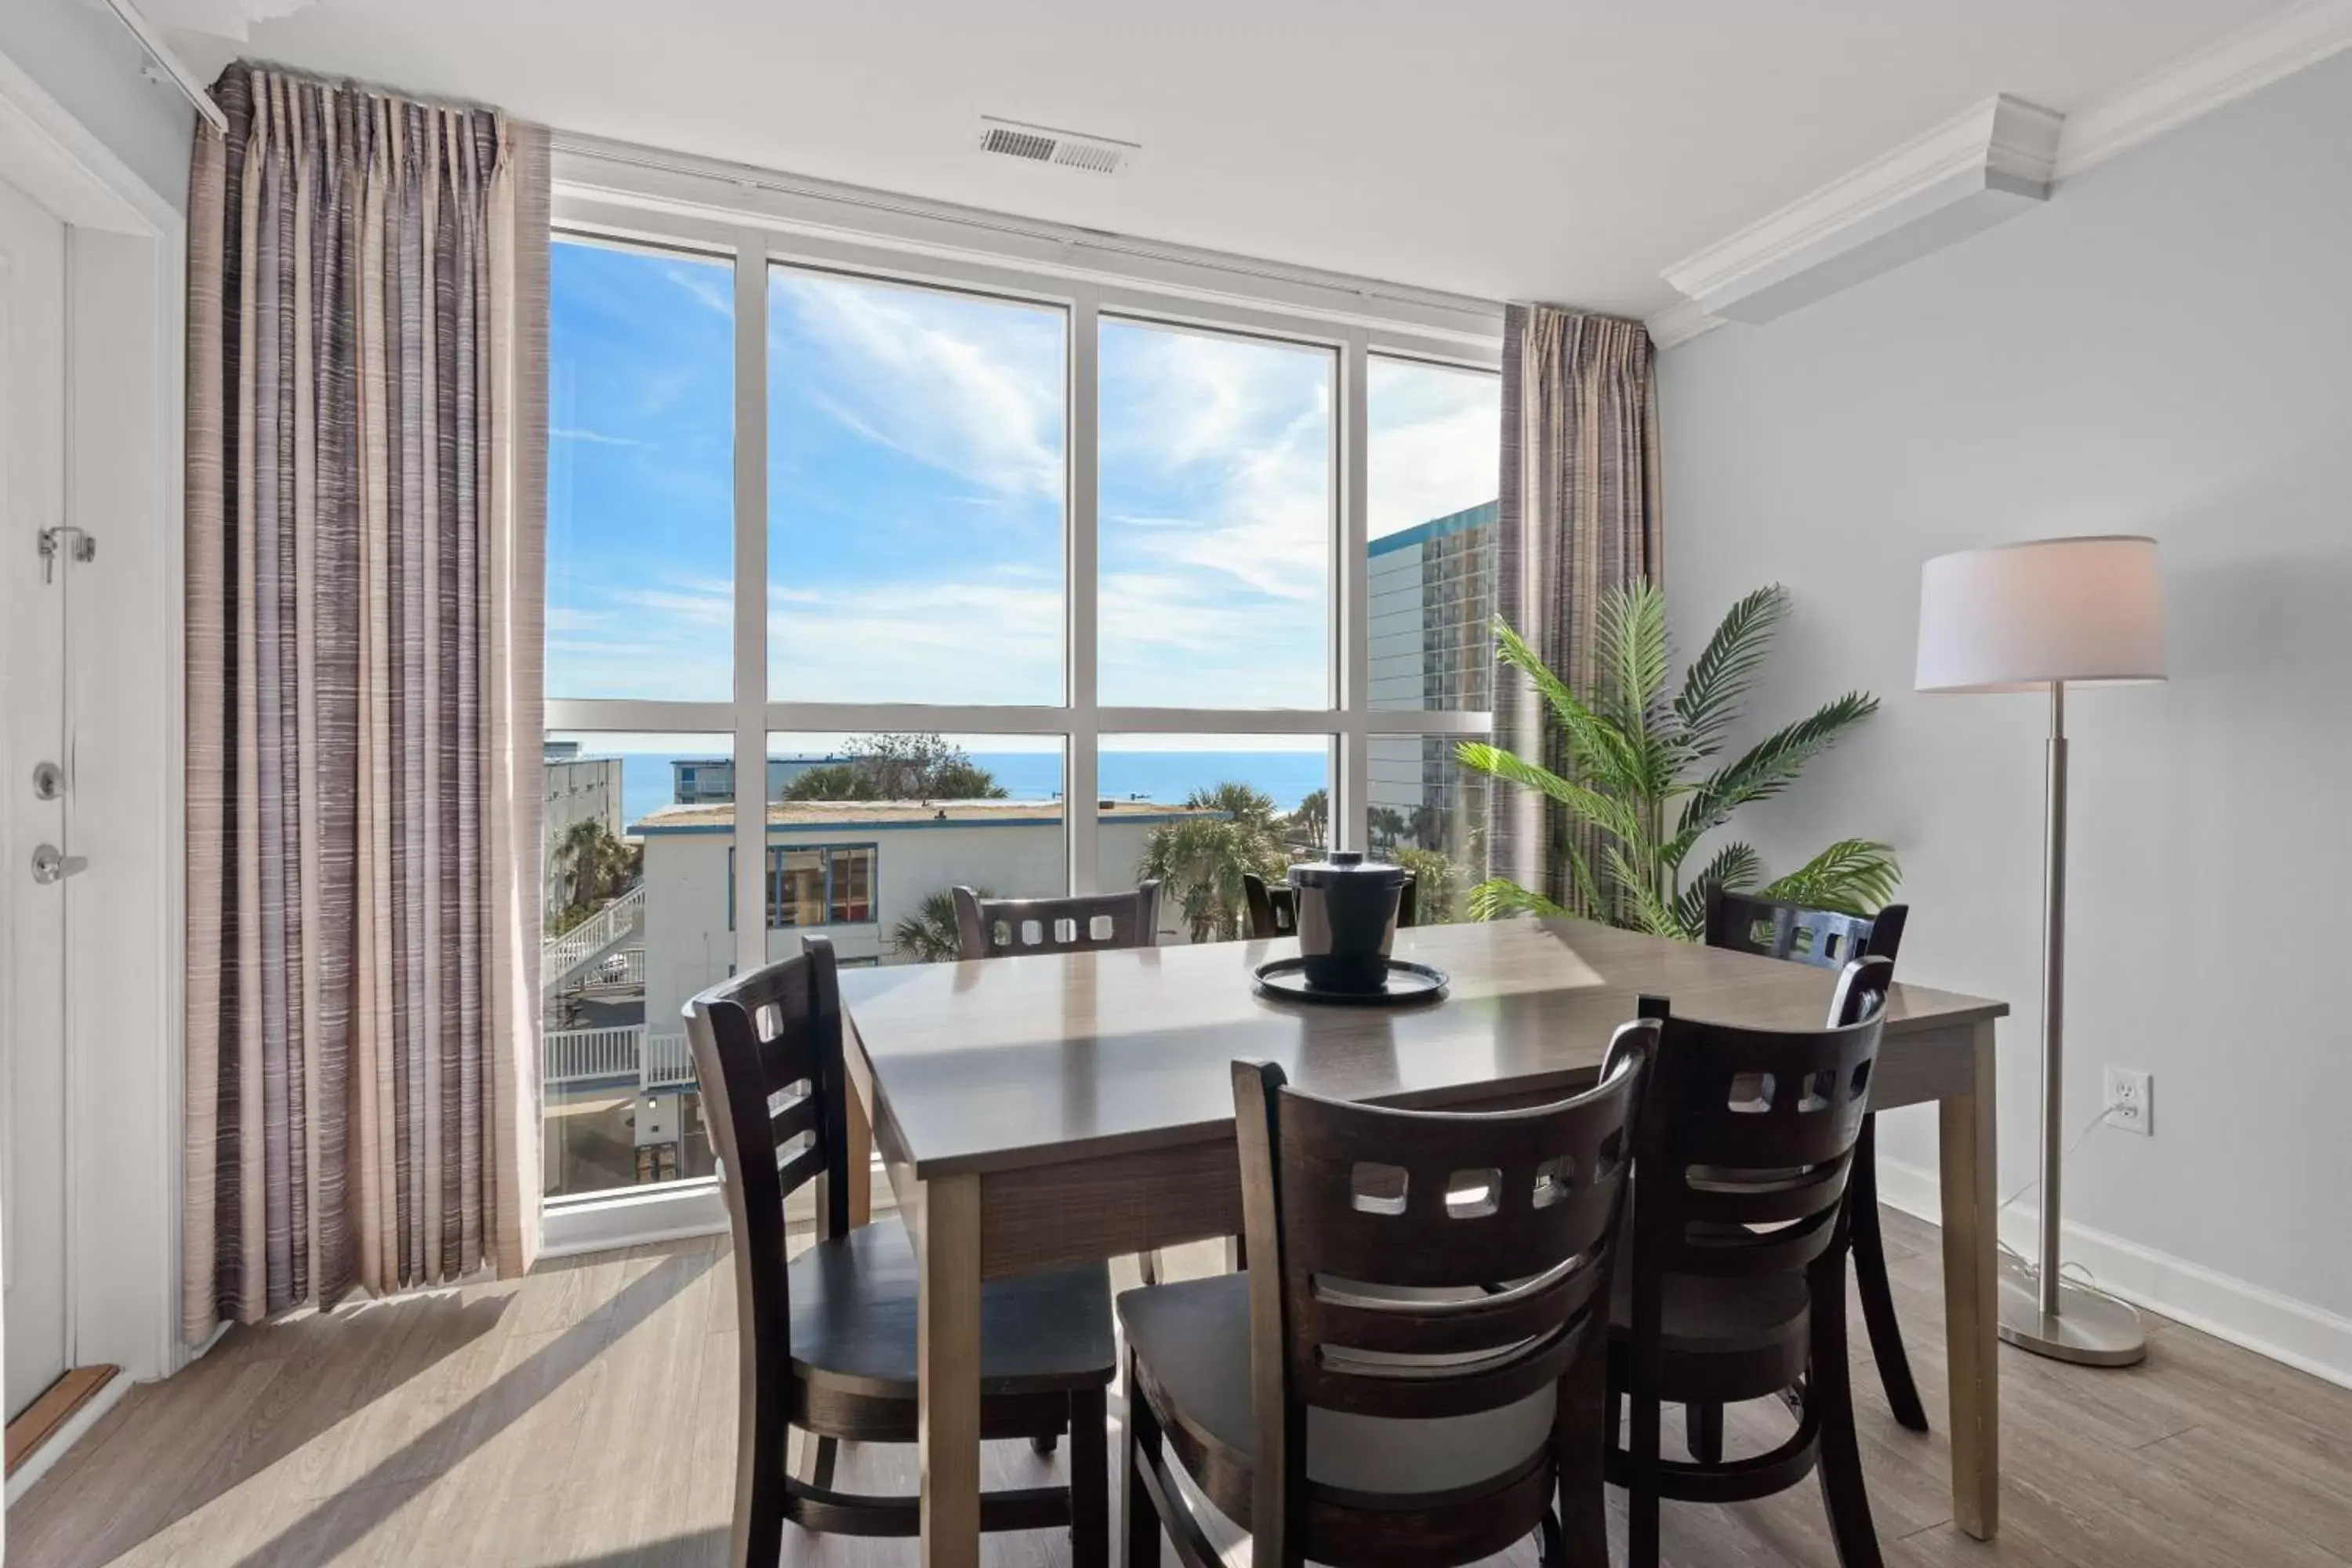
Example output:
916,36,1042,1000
0,172,71,1419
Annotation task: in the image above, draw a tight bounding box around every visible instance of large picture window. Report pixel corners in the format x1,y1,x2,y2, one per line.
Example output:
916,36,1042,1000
540,212,1498,1213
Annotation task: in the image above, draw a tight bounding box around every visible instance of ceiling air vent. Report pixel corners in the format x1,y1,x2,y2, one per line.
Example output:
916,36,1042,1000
976,116,1138,177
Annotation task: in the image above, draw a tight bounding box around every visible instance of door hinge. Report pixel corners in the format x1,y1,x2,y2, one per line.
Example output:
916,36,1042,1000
37,525,96,584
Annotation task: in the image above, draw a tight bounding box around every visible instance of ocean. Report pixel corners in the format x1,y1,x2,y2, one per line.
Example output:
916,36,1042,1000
612,750,1329,827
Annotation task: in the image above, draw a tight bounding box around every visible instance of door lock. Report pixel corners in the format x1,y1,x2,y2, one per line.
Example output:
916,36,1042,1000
37,525,96,585
31,844,87,884
31,760,64,800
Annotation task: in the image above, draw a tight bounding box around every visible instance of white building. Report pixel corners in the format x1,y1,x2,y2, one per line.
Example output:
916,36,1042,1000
634,797,1204,1033
542,740,623,918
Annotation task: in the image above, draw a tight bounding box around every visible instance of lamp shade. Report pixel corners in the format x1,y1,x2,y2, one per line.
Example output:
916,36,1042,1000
1915,535,2166,693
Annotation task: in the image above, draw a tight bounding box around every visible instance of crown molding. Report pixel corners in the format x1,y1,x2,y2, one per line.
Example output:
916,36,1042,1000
1657,93,2061,329
2053,0,2352,180
1644,296,1722,350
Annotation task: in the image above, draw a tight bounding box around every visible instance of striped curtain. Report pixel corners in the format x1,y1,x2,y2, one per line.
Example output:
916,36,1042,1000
183,64,550,1340
1490,307,1663,915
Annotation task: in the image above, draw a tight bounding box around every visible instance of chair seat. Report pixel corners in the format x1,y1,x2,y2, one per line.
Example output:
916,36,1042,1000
789,1219,1116,1399
1117,1272,1555,1505
1609,1265,1810,1356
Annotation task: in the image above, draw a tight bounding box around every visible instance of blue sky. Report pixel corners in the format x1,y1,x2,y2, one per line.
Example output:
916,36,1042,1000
546,237,1499,725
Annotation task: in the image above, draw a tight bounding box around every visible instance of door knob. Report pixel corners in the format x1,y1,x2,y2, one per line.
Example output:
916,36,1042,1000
31,760,64,800
31,844,87,884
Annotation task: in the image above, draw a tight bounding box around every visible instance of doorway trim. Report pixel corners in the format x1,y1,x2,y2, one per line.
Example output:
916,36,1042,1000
0,38,187,1442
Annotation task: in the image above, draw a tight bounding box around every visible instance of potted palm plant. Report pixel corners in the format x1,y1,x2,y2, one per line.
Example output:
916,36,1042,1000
1458,583,1897,938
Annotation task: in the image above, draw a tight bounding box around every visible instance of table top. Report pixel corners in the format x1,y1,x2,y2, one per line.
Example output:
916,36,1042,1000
838,917,2005,1180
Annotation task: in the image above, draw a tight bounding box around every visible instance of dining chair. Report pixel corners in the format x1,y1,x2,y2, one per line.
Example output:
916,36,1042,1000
1240,869,1417,941
1700,887,1925,1436
952,881,1162,960
1119,1029,1653,1568
1606,954,1894,1568
685,936,1117,1567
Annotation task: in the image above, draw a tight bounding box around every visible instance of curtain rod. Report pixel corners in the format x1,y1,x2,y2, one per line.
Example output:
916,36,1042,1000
102,0,229,132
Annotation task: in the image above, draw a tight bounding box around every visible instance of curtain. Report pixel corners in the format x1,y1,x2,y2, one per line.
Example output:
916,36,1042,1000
1490,306,1663,915
183,64,550,1341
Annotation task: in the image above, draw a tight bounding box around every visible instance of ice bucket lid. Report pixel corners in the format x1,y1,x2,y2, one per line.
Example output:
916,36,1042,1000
1290,849,1406,889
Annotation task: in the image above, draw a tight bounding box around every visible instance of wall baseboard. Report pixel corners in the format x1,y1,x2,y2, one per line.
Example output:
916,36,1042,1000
1875,1156,2352,1392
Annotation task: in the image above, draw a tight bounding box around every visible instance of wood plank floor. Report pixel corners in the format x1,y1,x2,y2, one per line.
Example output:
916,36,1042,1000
9,1209,2350,1566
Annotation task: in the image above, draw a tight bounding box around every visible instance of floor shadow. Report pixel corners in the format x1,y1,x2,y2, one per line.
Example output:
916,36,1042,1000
230,1244,720,1568
554,1528,728,1567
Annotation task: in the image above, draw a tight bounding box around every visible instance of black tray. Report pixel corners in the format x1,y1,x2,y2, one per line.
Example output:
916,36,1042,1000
1253,956,1450,1005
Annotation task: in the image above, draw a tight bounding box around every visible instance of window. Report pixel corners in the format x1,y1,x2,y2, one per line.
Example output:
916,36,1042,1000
543,209,1497,1222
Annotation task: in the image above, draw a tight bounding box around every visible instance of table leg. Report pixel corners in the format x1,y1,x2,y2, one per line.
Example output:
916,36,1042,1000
845,1075,873,1228
1937,1019,2000,1540
919,1171,983,1568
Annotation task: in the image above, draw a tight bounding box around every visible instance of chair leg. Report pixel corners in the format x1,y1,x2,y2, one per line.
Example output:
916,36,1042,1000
1537,1505,1564,1568
1812,1256,1886,1568
1558,1349,1610,1567
1850,1117,1929,1433
1121,1349,1162,1568
1684,1401,1723,1464
1138,1249,1162,1287
1071,1388,1109,1568
1626,1358,1663,1568
1033,1432,1059,1457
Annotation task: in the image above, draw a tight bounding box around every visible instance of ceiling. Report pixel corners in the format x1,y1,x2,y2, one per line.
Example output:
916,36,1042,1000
183,0,2292,317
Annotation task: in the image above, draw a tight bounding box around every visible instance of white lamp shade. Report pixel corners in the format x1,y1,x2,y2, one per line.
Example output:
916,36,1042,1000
1916,535,2167,693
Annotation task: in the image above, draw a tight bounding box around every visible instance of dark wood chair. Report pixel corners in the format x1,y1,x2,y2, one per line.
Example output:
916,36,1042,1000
1606,955,1895,1568
685,935,1116,1567
1240,869,1417,941
1120,1027,1654,1568
953,881,1162,960
1701,887,1925,1435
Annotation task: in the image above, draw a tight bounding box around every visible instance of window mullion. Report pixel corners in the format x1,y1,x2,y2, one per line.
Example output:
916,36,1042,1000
1338,327,1371,853
1069,284,1101,894
732,233,770,970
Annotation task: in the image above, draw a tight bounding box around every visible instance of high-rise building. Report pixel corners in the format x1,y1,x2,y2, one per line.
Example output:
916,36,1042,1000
1366,502,1497,877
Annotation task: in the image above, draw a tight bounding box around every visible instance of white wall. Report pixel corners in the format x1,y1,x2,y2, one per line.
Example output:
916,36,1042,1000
0,0,191,211
1659,52,2352,1332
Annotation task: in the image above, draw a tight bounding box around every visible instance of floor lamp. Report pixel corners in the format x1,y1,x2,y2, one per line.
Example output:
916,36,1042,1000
1916,535,2166,1367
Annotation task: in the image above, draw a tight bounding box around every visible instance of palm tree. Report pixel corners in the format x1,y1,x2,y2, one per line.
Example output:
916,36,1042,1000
1140,783,1288,942
889,887,986,964
1287,788,1329,850
1367,806,1410,851
1457,583,1897,938
553,818,639,928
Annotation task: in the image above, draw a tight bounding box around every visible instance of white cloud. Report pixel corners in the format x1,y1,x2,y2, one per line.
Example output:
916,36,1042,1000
1367,358,1501,540
771,271,1064,503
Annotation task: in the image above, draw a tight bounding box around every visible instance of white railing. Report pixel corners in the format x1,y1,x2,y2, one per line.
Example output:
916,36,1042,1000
543,1024,699,1091
643,1032,694,1088
542,886,644,993
544,1025,644,1085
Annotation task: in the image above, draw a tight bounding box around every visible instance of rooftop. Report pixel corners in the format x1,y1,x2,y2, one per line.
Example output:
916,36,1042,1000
633,797,1215,833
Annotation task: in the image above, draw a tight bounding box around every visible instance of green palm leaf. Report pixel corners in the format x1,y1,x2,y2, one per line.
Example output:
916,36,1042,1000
1467,877,1569,920
1668,841,1764,938
1493,619,1648,793
1671,691,1879,854
1758,840,1901,914
1672,585,1787,757
1456,741,1649,852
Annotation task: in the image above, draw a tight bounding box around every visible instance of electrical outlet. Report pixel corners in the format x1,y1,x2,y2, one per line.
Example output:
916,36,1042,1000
2103,1067,2153,1137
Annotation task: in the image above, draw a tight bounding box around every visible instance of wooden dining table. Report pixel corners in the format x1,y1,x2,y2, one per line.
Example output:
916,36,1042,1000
834,916,2009,1568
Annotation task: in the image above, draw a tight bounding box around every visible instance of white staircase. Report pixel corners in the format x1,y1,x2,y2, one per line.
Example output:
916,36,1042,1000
542,885,645,994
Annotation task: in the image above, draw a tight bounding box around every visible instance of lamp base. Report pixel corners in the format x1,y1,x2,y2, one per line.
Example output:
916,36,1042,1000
1996,1254,2147,1367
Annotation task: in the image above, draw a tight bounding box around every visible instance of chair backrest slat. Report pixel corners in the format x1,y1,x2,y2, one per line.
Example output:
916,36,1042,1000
953,883,1162,959
1235,1023,1651,1430
1703,887,1907,971
1632,956,1893,1282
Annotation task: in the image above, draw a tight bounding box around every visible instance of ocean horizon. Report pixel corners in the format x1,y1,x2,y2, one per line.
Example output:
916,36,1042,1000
609,750,1330,828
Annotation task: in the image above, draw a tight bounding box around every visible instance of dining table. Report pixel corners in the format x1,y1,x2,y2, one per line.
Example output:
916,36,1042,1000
833,916,2009,1568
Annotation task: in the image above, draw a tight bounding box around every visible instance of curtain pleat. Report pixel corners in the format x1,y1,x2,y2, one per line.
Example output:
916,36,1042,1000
1490,306,1664,915
183,63,549,1341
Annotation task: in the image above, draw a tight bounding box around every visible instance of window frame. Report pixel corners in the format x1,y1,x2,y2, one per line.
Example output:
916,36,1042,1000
540,159,1502,1245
